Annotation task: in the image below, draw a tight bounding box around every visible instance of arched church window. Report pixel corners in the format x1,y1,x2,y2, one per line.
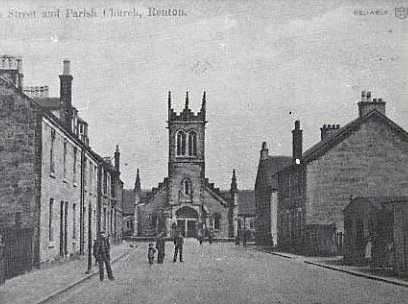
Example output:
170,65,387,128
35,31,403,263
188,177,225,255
188,131,197,156
181,178,192,195
176,131,186,156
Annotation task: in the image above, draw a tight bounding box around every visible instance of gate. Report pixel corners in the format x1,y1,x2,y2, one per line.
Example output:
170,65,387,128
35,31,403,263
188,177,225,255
0,227,33,279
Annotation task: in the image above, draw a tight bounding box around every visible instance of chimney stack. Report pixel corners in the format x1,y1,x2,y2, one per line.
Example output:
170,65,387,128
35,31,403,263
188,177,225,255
114,145,120,172
292,120,303,164
59,60,73,131
358,90,386,117
260,141,269,160
320,124,341,141
16,57,23,89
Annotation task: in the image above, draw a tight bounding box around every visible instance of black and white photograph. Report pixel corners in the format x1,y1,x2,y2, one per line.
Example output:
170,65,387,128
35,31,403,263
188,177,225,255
0,0,408,303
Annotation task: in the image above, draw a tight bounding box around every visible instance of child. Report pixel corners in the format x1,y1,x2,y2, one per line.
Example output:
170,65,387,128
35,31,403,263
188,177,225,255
148,243,156,266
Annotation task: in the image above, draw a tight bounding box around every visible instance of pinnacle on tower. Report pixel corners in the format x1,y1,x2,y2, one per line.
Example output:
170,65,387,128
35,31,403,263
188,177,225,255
201,91,206,112
185,91,189,109
231,169,238,192
134,169,141,193
168,91,171,109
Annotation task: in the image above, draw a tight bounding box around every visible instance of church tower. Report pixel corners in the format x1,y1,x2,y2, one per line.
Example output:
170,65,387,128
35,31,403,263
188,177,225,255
167,91,207,206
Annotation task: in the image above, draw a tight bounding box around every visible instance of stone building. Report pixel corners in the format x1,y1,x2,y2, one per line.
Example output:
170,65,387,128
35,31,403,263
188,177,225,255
276,91,408,256
134,92,238,238
0,56,123,273
254,144,291,247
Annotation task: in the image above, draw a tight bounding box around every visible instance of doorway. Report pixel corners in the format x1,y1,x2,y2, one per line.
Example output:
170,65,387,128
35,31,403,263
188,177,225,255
175,206,198,237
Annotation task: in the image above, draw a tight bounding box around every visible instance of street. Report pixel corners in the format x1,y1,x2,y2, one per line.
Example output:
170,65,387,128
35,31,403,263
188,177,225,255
48,239,408,304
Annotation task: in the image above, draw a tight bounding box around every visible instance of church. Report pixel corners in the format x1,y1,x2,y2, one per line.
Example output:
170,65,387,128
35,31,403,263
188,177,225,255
132,91,239,239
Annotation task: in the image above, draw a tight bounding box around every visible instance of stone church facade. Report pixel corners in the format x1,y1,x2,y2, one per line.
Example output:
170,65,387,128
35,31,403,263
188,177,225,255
135,92,238,239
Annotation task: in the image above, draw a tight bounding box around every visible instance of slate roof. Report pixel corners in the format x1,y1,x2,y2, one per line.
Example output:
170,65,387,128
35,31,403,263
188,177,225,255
255,156,292,189
33,97,61,110
301,110,408,164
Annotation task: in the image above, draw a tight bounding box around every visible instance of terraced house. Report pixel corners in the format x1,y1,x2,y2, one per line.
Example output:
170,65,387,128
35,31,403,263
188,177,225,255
277,91,408,256
0,56,123,279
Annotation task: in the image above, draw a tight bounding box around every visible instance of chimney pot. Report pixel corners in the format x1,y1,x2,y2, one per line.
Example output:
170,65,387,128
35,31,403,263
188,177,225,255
63,60,71,75
373,98,377,102
361,90,366,101
16,58,23,72
378,98,383,102
366,91,371,101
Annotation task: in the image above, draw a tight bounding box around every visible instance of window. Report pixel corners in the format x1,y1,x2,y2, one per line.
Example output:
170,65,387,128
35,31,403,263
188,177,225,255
188,131,197,156
72,204,76,239
103,170,107,194
50,129,56,173
111,176,116,197
49,199,54,241
63,140,67,179
182,179,192,195
213,213,221,230
89,161,92,191
103,207,107,230
83,159,87,188
176,131,186,156
73,147,77,183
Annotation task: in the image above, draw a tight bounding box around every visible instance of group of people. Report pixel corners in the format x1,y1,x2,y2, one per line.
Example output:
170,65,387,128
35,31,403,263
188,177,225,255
197,228,214,245
148,231,184,266
235,228,251,247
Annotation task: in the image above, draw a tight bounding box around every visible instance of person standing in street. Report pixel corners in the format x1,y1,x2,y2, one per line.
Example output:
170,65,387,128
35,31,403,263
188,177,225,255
208,230,213,245
94,231,114,281
235,229,240,246
147,243,156,267
242,228,247,248
156,232,165,264
197,229,203,245
173,232,184,262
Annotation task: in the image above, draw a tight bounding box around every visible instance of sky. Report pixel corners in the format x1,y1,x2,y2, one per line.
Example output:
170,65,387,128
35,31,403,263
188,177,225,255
1,0,407,190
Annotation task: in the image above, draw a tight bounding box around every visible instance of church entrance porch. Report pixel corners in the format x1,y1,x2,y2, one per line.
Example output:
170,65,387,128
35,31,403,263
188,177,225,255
175,206,199,238
177,219,197,237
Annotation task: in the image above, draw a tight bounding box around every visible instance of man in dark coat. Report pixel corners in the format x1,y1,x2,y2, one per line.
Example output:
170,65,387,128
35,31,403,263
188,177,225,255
173,232,184,262
156,232,166,264
94,231,114,281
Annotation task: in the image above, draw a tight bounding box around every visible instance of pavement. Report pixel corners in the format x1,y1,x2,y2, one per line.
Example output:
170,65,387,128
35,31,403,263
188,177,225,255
0,241,133,304
255,247,408,288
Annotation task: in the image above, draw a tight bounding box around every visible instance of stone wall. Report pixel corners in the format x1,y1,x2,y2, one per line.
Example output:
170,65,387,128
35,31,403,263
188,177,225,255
0,83,37,230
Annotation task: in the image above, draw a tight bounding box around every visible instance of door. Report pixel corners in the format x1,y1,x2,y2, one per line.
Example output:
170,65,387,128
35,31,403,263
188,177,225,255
187,220,197,237
60,201,64,257
177,220,186,237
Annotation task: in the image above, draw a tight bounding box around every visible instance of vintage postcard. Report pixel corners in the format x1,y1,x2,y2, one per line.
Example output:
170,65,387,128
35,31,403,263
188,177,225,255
0,0,407,303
